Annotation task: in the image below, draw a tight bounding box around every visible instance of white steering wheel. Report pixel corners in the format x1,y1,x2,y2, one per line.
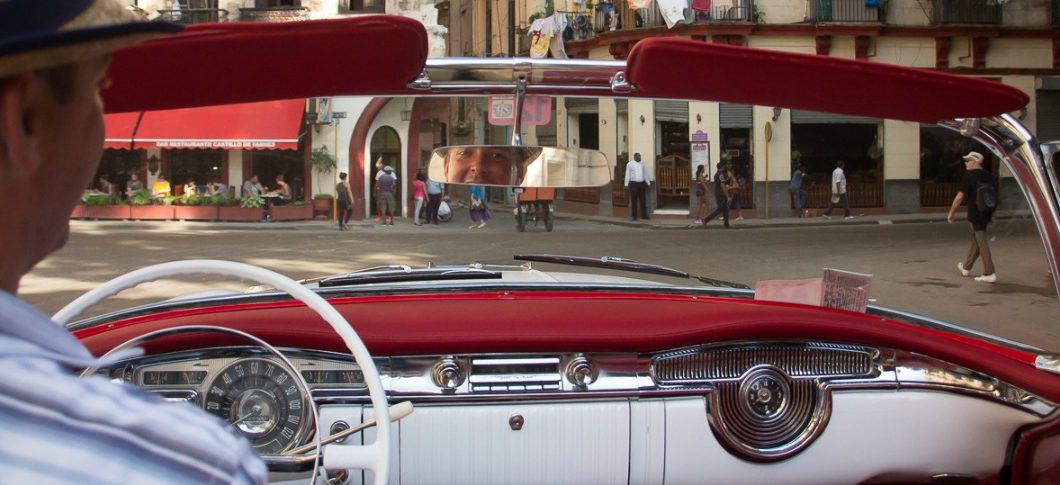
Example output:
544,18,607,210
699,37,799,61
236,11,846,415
53,260,392,485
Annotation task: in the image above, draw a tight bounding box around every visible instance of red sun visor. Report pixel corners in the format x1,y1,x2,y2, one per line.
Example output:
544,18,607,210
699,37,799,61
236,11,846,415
103,15,428,114
625,38,1029,124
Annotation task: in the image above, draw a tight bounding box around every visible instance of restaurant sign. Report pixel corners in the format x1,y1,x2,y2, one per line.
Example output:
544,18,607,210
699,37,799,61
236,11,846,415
153,140,295,149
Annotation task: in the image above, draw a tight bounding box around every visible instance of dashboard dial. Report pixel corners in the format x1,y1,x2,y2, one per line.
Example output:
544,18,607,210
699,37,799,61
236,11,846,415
203,358,308,455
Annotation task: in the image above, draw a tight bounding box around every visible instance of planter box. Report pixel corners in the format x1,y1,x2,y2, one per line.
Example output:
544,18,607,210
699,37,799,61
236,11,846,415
271,204,313,221
174,205,219,221
70,204,85,219
130,205,174,220
218,206,264,222
312,197,334,220
83,205,130,220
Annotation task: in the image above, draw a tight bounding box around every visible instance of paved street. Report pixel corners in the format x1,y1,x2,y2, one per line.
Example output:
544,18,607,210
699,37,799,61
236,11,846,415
23,209,1060,351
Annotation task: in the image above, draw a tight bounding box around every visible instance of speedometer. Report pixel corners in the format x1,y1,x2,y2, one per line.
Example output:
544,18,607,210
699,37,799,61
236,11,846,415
203,358,310,454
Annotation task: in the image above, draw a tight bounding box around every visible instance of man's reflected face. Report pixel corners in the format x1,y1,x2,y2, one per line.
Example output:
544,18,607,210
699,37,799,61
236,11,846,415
447,147,515,185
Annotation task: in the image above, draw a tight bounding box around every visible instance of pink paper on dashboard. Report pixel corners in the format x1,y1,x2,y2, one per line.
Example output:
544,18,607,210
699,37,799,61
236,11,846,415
754,278,823,306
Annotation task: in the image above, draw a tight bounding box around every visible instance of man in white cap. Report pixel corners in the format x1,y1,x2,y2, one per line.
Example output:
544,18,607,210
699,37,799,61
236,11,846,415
0,1,265,482
947,151,998,283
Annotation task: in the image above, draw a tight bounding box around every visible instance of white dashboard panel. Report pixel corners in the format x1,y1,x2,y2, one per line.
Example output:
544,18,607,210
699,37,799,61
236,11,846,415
662,391,1039,484
397,401,631,485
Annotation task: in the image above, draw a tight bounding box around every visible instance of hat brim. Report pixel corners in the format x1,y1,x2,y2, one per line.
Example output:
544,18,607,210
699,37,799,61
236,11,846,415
1,0,182,79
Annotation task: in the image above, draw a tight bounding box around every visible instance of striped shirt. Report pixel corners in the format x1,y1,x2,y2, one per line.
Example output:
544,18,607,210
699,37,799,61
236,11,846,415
0,291,266,484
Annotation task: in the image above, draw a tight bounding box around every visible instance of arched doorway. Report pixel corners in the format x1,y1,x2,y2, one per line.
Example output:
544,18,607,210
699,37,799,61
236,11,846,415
368,126,402,218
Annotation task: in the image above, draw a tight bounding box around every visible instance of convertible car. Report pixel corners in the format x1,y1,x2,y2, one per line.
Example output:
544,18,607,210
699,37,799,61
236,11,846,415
53,15,1060,484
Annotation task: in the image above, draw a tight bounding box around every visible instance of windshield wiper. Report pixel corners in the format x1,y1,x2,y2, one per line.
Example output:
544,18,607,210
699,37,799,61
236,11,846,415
513,254,751,289
319,267,501,287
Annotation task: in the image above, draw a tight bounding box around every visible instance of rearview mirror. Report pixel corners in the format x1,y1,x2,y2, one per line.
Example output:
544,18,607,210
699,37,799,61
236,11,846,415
427,146,613,188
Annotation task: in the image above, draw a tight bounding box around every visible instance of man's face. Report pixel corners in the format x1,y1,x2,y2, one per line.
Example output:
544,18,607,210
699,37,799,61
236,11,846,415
447,147,515,185
31,55,111,256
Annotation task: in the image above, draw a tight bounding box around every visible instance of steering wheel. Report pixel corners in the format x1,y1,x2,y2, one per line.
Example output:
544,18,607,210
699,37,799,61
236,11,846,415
53,260,393,485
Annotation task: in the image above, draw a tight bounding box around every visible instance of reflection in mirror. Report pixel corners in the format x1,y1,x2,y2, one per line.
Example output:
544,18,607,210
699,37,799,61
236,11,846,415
428,146,613,188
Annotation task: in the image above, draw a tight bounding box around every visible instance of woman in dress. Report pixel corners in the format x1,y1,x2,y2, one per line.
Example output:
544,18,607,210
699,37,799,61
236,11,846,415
694,165,708,224
468,185,490,229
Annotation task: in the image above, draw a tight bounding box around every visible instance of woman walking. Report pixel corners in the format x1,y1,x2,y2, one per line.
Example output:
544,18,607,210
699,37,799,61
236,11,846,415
468,185,490,229
694,165,708,224
336,172,354,230
412,171,427,226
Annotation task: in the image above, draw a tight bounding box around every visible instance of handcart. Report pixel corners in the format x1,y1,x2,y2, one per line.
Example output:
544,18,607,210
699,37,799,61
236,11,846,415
513,187,555,232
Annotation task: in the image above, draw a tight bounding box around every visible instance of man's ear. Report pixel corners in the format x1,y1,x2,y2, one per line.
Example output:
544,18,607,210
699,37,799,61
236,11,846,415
0,74,43,176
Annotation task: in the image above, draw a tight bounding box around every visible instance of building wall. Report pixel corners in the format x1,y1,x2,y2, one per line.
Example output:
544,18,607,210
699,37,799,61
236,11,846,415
762,0,814,24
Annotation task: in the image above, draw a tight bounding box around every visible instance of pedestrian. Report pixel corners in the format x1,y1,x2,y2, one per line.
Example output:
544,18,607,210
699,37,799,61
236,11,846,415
336,171,353,230
412,170,427,226
728,166,745,221
624,152,650,221
948,151,997,283
425,176,445,225
694,164,708,224
373,157,397,222
702,163,732,229
469,184,490,229
790,164,807,217
0,2,264,482
823,160,852,219
377,166,397,226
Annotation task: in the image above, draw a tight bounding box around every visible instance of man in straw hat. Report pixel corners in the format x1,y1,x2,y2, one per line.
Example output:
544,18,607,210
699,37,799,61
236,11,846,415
0,1,265,482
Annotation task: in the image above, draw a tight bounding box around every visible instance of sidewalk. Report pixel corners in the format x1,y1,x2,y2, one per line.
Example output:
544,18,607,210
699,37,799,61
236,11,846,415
555,208,1032,231
69,208,1031,233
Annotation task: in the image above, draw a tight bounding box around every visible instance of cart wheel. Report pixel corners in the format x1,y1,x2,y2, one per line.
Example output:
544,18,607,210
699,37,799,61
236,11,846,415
545,204,554,232
517,206,527,232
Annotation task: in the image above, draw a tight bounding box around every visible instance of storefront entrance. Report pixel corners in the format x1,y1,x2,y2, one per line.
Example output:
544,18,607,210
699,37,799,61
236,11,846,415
791,114,883,209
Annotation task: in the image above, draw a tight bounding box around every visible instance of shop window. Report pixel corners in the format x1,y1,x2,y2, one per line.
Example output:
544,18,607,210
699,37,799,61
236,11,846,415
721,128,753,209
94,149,144,196
341,0,384,13
252,150,306,200
168,149,225,196
791,124,881,208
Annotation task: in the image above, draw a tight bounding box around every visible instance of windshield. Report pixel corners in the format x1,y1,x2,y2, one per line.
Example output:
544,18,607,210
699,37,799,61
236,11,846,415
21,21,1060,354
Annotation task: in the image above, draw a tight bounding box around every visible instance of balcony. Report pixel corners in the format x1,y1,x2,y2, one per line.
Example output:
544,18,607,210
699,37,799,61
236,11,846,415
157,8,229,24
574,0,753,41
238,6,310,22
806,0,882,23
932,0,1001,25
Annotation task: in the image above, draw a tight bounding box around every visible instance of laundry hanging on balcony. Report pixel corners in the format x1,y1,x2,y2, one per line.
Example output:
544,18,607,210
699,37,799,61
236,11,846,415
528,13,568,59
658,0,689,28
628,0,653,9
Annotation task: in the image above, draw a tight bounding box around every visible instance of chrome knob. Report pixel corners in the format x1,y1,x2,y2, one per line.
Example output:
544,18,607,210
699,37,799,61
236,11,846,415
565,356,595,387
431,357,464,390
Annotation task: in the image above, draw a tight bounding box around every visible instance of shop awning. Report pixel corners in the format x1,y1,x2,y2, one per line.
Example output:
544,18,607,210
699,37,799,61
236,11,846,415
104,99,306,150
102,112,143,149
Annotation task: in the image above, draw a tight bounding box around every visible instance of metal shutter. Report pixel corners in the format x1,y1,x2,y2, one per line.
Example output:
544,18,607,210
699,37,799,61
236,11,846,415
791,109,879,124
1036,90,1060,143
655,100,688,123
564,98,598,114
720,103,752,128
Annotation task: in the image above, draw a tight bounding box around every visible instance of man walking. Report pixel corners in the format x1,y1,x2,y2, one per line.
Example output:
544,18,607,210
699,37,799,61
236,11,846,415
625,152,650,221
790,164,807,217
823,160,852,219
377,166,397,226
702,163,733,229
425,176,445,224
948,151,997,283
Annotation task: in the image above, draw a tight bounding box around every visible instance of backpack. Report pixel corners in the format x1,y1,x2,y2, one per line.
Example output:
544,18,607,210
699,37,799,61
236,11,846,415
976,181,997,212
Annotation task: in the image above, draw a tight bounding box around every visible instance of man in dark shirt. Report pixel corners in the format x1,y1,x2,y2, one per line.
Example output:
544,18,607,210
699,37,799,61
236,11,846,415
701,164,732,229
947,151,997,283
377,167,397,226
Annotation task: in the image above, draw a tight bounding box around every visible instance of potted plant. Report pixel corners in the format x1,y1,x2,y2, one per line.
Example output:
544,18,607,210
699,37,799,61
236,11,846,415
80,192,130,220
129,191,174,220
219,195,264,222
312,193,334,220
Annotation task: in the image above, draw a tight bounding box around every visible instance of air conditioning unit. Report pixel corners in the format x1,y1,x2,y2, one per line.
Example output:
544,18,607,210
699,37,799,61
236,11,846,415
306,97,332,125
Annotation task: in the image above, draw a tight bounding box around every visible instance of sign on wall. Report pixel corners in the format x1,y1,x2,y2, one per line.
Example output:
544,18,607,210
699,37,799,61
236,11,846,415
488,95,552,126
691,130,710,178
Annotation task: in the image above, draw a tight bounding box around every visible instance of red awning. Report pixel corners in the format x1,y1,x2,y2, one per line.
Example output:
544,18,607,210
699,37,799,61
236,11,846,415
104,99,306,150
103,112,143,149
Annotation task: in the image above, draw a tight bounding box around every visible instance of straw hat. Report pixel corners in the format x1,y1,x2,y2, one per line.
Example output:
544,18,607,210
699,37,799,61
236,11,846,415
0,0,183,78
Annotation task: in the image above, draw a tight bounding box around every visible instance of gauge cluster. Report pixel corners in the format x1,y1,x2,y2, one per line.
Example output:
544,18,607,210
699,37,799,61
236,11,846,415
121,348,364,454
